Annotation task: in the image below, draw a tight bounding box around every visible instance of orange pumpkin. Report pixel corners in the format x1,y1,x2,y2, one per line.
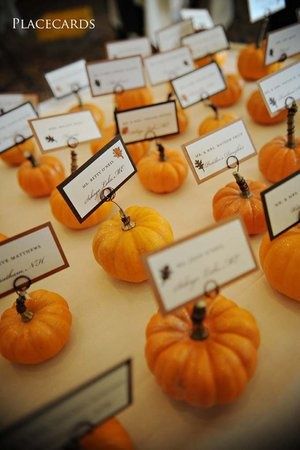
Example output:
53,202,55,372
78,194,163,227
115,87,153,111
80,418,135,450
93,205,174,283
137,142,188,194
145,295,260,407
212,172,267,235
0,137,36,167
258,101,300,182
198,104,236,136
69,103,105,129
90,123,149,165
237,44,281,81
0,289,72,364
247,90,287,125
210,74,242,107
17,153,65,198
194,51,227,69
260,226,300,301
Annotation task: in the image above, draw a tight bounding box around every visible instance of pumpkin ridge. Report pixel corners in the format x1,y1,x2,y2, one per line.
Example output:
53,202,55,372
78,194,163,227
202,341,218,405
214,196,241,218
212,334,256,374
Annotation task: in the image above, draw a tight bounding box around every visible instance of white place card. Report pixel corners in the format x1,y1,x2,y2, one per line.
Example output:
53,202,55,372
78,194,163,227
115,101,179,144
181,25,229,60
261,171,300,239
45,59,89,99
144,47,194,85
171,62,226,108
0,93,38,114
258,61,300,115
265,23,300,65
0,222,69,299
86,56,146,96
29,111,101,153
144,217,257,313
106,37,152,59
247,0,286,23
57,136,136,223
180,8,214,30
0,102,38,154
0,359,132,450
156,19,194,52
183,120,256,184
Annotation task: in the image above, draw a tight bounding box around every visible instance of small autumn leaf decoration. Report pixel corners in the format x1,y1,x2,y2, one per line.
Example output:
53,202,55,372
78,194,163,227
269,97,277,107
95,79,101,87
113,147,124,159
122,126,129,134
160,265,172,282
195,159,205,172
45,135,56,143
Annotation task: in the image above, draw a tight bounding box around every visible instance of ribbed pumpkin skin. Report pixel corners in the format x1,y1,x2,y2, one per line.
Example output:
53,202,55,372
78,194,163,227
18,155,65,198
0,290,72,364
247,90,287,125
258,137,300,183
259,227,300,301
90,123,149,165
115,87,153,111
92,206,174,283
137,149,188,194
145,295,260,407
80,418,135,450
212,180,267,235
210,74,242,107
237,45,281,81
0,138,35,167
50,189,112,230
198,113,236,136
69,103,105,129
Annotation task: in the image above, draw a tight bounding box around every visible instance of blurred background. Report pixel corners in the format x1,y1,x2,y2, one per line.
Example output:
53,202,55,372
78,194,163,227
0,0,298,99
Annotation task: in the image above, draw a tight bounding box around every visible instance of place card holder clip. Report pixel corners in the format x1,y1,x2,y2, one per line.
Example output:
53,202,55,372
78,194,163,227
191,280,219,341
285,96,297,150
71,83,83,107
100,187,135,231
13,275,33,322
226,156,252,199
67,136,79,174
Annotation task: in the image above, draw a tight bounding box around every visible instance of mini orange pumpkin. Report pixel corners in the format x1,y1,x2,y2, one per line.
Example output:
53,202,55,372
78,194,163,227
93,203,174,283
194,51,227,69
145,296,260,407
80,418,135,450
137,142,188,194
90,123,149,165
259,226,300,301
247,90,287,125
69,103,105,130
0,289,72,364
0,137,36,167
237,44,281,81
50,150,112,230
258,100,300,182
212,169,267,235
198,103,236,136
115,87,153,111
210,74,242,107
17,153,65,198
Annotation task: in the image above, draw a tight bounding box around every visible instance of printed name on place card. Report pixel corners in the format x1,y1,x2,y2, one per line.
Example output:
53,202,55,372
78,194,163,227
181,25,229,60
106,37,152,59
265,23,300,65
44,59,89,99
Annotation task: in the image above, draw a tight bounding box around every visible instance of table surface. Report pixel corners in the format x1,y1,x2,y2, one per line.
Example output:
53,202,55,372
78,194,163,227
0,48,300,450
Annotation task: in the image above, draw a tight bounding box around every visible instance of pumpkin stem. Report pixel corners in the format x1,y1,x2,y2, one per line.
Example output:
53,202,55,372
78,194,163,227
71,150,78,173
157,142,166,162
207,103,219,120
16,293,34,322
26,153,38,167
287,100,297,149
233,171,252,198
191,301,209,340
110,199,136,231
256,15,269,49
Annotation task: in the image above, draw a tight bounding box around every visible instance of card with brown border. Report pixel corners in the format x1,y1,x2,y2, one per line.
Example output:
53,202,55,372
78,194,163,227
181,25,230,60
57,135,136,223
0,102,38,154
0,93,38,114
143,217,257,314
115,101,179,144
0,222,69,299
261,170,300,240
265,22,300,66
247,0,286,23
86,56,146,97
106,36,152,59
171,61,226,108
29,110,101,153
182,119,256,184
156,19,194,52
0,359,132,450
257,61,300,116
144,46,194,86
44,59,89,99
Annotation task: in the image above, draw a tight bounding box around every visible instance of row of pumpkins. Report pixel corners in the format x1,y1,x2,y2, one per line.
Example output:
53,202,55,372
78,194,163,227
0,42,299,450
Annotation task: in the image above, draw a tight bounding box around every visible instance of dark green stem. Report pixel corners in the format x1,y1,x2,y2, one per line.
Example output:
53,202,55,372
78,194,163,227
26,153,38,167
191,301,208,340
157,143,166,162
233,171,252,198
16,293,33,322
